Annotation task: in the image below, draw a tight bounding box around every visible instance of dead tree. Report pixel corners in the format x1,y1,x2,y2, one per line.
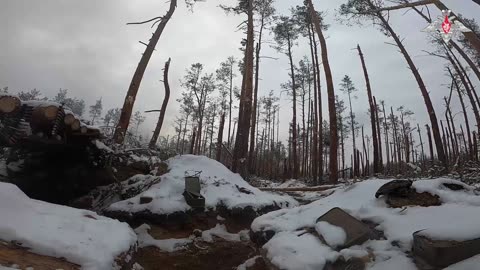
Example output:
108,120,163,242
449,68,474,158
308,0,338,183
357,44,379,174
340,0,447,168
374,97,383,171
148,58,171,149
114,0,179,144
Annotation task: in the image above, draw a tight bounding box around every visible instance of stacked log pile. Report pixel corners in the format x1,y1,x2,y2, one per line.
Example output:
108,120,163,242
0,95,100,147
0,95,111,204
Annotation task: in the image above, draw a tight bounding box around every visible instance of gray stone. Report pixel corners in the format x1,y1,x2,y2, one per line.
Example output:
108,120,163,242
316,207,373,249
412,231,480,268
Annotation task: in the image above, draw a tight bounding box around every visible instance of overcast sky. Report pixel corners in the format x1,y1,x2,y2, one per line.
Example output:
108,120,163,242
1,0,479,148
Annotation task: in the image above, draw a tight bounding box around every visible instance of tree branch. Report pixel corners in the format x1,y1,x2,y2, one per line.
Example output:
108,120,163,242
127,16,164,25
372,0,435,13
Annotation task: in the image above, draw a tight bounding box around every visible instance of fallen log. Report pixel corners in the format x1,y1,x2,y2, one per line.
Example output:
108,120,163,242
259,185,339,192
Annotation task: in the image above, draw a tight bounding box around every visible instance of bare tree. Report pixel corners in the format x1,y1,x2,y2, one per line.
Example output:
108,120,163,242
340,0,447,168
148,58,172,149
114,0,190,144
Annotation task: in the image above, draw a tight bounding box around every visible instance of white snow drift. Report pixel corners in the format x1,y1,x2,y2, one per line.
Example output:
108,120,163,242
252,178,480,270
108,155,297,214
0,182,137,270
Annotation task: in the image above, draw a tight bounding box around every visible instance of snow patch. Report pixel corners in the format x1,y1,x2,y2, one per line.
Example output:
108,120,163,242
263,231,339,270
253,178,480,269
0,182,137,270
108,155,297,215
236,256,261,270
201,224,249,242
134,224,191,252
315,221,347,248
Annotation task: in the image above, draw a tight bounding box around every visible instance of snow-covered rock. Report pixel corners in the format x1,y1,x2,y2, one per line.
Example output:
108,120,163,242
107,155,297,215
252,178,480,270
0,182,137,270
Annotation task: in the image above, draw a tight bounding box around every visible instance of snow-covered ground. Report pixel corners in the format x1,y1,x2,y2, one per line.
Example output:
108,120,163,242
108,155,297,215
0,182,137,270
252,178,480,270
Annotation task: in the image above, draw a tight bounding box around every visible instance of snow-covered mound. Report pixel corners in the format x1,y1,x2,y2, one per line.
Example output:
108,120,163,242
108,155,297,215
251,178,480,270
0,182,137,270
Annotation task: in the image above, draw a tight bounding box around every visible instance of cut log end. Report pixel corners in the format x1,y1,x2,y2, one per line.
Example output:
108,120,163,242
0,96,21,113
64,114,76,125
70,119,81,131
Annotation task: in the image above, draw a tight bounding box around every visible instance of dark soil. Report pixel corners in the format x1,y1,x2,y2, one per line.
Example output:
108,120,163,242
0,240,80,270
135,238,266,270
386,191,441,208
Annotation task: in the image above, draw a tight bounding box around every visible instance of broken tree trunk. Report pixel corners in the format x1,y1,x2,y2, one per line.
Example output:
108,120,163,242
113,0,177,144
357,44,379,174
426,124,435,162
149,58,171,149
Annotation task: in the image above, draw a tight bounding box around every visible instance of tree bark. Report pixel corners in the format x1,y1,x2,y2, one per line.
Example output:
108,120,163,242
233,0,254,178
287,35,299,179
114,0,177,144
308,0,338,183
426,124,434,162
149,58,171,149
216,112,225,161
357,44,379,174
308,25,319,184
374,97,383,171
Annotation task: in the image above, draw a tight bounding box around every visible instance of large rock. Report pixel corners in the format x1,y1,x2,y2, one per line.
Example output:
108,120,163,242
412,232,480,268
315,207,374,249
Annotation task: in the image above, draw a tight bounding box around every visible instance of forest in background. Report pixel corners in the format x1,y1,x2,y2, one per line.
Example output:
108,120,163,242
4,0,480,184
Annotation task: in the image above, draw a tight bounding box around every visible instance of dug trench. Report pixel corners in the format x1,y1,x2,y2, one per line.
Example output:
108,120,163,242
106,205,280,270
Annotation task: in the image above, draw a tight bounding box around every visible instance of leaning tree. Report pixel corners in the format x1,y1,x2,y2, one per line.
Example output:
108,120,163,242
113,0,200,144
339,0,447,169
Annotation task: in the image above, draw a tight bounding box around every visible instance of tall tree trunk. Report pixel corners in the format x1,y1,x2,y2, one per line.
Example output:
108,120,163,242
311,22,324,182
228,60,234,148
114,0,177,144
149,58,172,149
308,0,337,183
181,115,189,154
375,8,446,167
382,102,390,172
426,124,434,162
287,36,299,179
233,0,254,178
249,14,265,173
417,124,425,167
307,25,319,184
190,127,197,154
216,112,225,161
357,44,379,174
374,97,383,171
